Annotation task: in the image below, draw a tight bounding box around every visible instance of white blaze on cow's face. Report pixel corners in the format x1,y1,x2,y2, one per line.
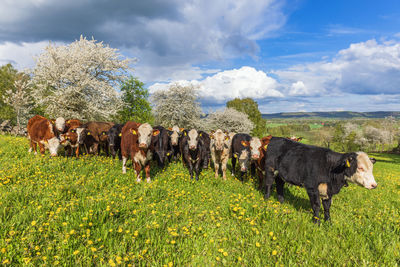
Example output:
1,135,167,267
170,125,180,146
250,137,261,160
76,128,86,144
346,152,377,189
188,129,199,150
55,117,66,132
213,129,226,151
239,149,250,172
46,137,60,157
138,123,153,149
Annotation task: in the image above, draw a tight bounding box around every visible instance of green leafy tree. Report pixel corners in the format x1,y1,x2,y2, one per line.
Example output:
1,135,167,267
226,97,267,137
118,76,153,124
0,64,18,121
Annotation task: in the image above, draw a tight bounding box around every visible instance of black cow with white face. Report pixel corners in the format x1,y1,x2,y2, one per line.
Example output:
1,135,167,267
263,137,377,223
231,133,252,182
151,125,172,168
106,124,124,160
168,126,183,162
180,129,208,180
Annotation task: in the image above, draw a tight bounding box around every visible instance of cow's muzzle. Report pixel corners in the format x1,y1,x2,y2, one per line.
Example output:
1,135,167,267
139,143,147,149
252,155,259,160
189,145,196,150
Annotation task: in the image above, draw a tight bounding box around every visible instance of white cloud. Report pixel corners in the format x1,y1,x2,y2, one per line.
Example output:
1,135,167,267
0,40,66,70
149,66,284,102
274,39,400,96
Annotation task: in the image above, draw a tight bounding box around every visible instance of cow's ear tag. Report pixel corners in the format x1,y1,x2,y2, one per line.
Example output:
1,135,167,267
180,128,184,132
225,136,229,141
131,129,137,135
263,144,268,150
67,120,70,123
167,152,170,156
184,132,187,136
153,130,160,136
234,154,238,158
199,133,202,137
346,160,350,168
87,132,91,135
102,132,106,135
241,141,248,147
118,133,122,137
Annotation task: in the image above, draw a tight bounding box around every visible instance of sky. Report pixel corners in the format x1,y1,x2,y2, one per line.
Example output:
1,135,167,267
0,0,399,113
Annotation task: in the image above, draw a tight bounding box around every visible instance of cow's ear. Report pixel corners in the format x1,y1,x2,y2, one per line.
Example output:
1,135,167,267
241,140,249,147
168,127,172,131
118,133,122,137
199,132,202,137
344,156,355,168
87,131,91,135
262,144,269,151
370,157,376,164
225,136,229,141
102,131,107,135
180,128,184,132
131,129,137,135
153,130,160,136
70,129,75,133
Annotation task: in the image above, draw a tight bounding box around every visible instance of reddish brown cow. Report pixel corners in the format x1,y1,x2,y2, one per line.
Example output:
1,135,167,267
27,115,61,157
250,135,272,190
121,122,157,183
60,119,82,157
287,136,303,142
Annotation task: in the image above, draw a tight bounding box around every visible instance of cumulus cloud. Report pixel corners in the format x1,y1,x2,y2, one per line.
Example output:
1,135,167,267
149,66,283,103
0,0,286,81
274,39,400,96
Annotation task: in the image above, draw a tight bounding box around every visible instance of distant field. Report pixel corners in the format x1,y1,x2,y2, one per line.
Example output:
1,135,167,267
1,135,400,266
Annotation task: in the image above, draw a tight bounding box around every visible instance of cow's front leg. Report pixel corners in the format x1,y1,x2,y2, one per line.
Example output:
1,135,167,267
122,156,128,174
144,162,151,183
275,176,285,203
221,158,228,180
307,189,321,224
195,160,201,181
38,142,46,155
188,162,194,180
231,157,236,176
263,169,275,200
214,162,220,179
134,162,142,183
322,198,332,222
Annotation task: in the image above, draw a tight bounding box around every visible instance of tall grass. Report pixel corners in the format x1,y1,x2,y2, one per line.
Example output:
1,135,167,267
0,135,399,266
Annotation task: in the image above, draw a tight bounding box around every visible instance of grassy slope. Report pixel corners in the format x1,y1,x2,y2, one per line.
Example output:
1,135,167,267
0,135,400,266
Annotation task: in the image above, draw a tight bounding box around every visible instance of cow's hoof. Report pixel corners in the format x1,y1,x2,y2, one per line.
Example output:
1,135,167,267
277,196,284,203
146,178,151,183
313,217,321,225
122,168,126,174
136,178,142,183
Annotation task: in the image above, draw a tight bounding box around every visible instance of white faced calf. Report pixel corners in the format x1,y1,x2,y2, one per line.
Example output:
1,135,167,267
345,152,377,189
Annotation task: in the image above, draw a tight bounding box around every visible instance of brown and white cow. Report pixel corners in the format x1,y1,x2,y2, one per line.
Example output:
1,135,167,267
250,135,272,190
27,115,61,157
121,122,157,183
210,129,232,180
59,119,82,157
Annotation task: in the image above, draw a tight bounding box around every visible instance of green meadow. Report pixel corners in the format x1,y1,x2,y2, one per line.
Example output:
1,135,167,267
0,134,399,266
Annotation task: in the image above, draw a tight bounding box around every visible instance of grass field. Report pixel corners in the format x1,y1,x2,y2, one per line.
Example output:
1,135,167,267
1,134,400,266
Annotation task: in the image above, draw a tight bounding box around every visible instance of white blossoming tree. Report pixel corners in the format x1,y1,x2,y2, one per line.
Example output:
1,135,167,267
3,75,33,128
31,36,131,121
151,83,204,129
203,108,254,134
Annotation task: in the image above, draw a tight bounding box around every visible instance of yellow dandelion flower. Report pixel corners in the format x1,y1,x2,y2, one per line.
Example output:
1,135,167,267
256,242,261,247
272,250,278,256
31,221,37,226
216,256,220,261
73,250,79,255
223,252,228,257
91,247,97,252
170,240,176,244
269,231,274,237
118,228,123,233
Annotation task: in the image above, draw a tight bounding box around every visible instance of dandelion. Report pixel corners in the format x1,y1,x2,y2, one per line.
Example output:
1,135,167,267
272,250,278,256
31,221,37,226
256,242,261,247
91,247,97,252
269,231,274,237
170,240,176,244
73,250,80,255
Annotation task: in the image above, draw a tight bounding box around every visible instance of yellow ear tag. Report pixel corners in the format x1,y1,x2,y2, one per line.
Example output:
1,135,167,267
167,152,170,156
264,144,268,150
87,132,91,135
153,130,160,136
103,132,106,135
118,133,122,137
234,154,237,158
199,133,202,137
184,132,187,136
131,129,137,135
346,160,350,167
225,137,229,140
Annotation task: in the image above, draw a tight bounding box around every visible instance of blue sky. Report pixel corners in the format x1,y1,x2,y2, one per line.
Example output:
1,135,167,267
0,0,399,113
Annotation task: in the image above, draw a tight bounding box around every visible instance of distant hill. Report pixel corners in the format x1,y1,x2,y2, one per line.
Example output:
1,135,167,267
262,111,400,119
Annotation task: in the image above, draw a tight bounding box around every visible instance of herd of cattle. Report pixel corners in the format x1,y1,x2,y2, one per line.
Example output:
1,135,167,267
26,115,378,223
